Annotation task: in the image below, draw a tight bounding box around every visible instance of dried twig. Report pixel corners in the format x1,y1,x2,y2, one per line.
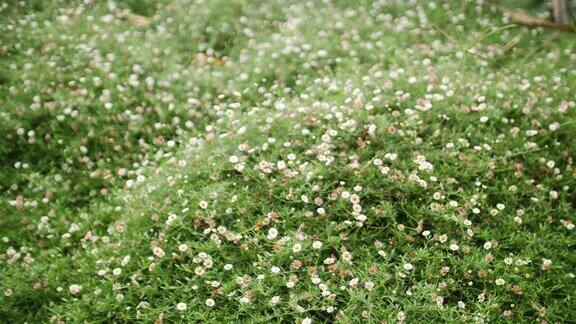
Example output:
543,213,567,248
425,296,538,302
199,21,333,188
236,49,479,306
486,0,575,33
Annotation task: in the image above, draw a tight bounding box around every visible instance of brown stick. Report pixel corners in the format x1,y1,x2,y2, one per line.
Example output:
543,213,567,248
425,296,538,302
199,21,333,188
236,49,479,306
487,0,575,33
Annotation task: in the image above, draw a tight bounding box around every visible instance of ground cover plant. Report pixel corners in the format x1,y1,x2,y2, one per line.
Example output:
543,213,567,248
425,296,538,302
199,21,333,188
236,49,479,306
1,0,575,322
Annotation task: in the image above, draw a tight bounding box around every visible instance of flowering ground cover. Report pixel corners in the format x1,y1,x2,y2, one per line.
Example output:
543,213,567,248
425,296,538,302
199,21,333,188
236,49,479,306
1,0,575,322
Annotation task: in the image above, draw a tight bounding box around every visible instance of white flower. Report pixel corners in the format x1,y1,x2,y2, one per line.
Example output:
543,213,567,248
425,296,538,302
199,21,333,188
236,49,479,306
342,251,352,262
403,263,414,271
364,281,374,291
292,243,302,253
176,302,188,311
205,298,215,307
165,213,178,226
112,268,122,276
239,296,250,304
152,246,165,258
69,284,82,295
195,266,205,276
178,244,189,252
549,122,560,131
495,278,505,286
270,296,281,305
349,194,360,204
550,191,558,200
324,257,335,265
302,317,313,324
541,259,552,270
271,266,281,274
121,255,131,266
267,228,278,240
312,241,323,249
348,278,359,287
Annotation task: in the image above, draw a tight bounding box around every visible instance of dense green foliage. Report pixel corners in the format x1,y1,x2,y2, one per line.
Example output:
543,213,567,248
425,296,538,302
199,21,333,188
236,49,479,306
1,0,575,322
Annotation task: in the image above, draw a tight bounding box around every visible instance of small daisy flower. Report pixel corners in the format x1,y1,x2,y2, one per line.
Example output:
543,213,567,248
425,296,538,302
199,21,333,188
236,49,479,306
267,228,278,240
176,302,188,311
69,284,82,295
312,240,323,249
541,259,552,271
292,243,302,253
229,155,239,164
270,296,280,305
